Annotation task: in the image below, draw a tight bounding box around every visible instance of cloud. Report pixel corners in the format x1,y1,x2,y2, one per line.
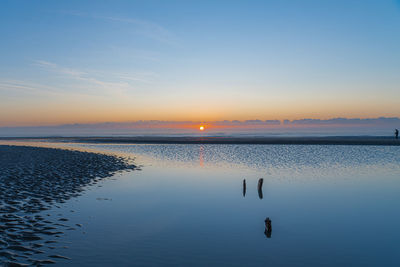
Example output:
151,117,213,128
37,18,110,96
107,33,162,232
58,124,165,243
1,117,399,137
286,117,400,125
102,16,177,45
64,11,179,46
0,117,400,136
34,60,124,95
0,79,66,96
35,60,87,79
245,120,264,124
34,60,155,96
213,120,281,126
265,120,280,125
0,60,155,99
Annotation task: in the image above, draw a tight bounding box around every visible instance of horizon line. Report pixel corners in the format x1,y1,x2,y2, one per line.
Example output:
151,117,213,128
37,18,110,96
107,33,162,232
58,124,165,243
1,116,400,129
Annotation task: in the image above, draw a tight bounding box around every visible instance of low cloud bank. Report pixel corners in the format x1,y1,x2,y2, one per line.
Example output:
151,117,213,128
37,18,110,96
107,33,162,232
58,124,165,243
0,117,399,137
285,117,400,125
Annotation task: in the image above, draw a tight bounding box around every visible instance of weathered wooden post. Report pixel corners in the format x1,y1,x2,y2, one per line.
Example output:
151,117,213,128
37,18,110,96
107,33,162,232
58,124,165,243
257,178,263,199
243,179,246,197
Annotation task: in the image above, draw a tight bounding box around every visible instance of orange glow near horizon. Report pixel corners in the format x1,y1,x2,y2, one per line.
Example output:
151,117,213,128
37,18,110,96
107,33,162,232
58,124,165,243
2,96,400,127
199,126,205,131
3,87,400,128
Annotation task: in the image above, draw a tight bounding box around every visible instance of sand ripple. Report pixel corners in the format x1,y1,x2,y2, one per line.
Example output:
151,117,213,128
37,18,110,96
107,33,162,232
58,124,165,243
0,145,135,266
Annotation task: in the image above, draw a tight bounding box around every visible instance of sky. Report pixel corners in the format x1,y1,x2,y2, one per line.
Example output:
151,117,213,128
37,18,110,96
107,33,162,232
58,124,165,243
1,0,400,129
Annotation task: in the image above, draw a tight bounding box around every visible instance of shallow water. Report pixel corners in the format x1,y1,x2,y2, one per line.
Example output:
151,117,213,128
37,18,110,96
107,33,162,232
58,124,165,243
3,143,400,266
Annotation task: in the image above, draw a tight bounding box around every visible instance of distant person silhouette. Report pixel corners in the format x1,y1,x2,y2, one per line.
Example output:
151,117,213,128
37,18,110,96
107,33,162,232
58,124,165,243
395,129,399,139
264,217,272,238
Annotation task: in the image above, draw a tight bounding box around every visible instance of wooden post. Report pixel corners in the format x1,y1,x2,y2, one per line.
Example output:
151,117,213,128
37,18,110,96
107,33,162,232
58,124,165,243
258,178,263,199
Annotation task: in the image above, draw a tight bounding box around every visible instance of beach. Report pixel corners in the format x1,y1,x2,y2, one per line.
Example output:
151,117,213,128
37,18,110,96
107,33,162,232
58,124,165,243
1,141,400,266
0,145,135,266
2,0,400,265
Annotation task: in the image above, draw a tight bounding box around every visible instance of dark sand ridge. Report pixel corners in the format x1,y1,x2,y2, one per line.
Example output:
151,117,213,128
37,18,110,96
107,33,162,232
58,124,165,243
0,145,135,266
2,136,399,145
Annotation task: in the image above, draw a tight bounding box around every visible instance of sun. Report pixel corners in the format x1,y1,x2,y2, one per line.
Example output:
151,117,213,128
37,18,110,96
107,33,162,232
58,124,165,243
199,126,205,131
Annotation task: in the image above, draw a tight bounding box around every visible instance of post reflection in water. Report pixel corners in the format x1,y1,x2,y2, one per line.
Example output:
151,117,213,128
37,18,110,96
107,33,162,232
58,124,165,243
243,179,246,197
264,217,272,238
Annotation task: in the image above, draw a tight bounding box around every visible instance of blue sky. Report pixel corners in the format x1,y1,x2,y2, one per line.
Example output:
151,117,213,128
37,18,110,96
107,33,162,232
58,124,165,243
1,0,400,126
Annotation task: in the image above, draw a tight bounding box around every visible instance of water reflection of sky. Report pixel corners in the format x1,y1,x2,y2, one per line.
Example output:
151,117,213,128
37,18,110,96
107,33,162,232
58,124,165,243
67,143,400,181
4,141,400,176
2,141,400,266
61,143,400,266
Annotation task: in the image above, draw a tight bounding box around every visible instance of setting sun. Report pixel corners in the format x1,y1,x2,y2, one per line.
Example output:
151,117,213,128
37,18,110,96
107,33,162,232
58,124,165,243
199,126,205,131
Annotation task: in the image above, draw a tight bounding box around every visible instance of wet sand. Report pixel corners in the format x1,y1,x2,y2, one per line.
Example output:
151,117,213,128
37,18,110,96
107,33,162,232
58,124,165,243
0,145,135,266
2,136,398,146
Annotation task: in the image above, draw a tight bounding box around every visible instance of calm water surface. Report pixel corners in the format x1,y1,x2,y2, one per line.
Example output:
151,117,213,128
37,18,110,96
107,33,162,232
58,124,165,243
15,144,400,266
